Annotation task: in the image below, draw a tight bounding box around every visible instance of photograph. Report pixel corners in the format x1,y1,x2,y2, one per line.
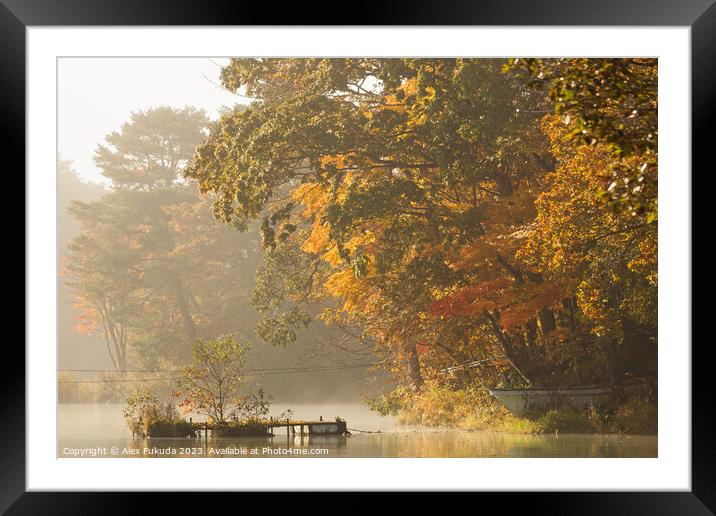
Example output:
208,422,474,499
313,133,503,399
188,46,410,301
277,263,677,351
8,7,706,506
56,56,659,459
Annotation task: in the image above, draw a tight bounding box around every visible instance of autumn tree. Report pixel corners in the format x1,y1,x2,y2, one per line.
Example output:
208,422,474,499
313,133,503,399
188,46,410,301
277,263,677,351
518,115,657,384
66,187,155,372
175,334,249,424
185,59,563,389
185,58,657,404
65,106,261,370
505,59,658,385
506,58,658,221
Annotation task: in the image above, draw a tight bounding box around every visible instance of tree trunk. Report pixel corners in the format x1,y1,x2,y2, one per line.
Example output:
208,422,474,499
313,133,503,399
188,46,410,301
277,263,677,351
493,174,513,197
119,330,127,372
107,320,127,372
405,343,424,391
539,307,557,334
526,319,538,347
495,253,524,284
485,311,532,385
175,279,198,345
524,271,557,336
562,298,576,333
607,336,623,402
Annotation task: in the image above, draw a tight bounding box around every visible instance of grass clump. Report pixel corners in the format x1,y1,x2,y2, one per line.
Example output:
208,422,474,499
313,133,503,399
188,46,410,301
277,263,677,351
530,396,657,434
372,380,657,435
370,381,538,433
123,387,195,438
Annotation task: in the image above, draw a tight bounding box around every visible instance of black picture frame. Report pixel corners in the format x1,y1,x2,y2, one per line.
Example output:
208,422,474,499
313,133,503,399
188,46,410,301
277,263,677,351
5,0,710,512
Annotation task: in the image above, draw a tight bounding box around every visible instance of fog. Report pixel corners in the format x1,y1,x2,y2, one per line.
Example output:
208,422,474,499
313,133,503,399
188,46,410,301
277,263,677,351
57,58,381,403
59,57,242,185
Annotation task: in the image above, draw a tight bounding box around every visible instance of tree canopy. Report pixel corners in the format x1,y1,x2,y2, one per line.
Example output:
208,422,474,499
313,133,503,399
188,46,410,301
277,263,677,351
185,57,658,397
65,106,262,371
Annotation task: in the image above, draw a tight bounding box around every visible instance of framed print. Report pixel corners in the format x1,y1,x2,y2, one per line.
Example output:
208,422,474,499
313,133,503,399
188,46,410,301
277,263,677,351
7,0,712,511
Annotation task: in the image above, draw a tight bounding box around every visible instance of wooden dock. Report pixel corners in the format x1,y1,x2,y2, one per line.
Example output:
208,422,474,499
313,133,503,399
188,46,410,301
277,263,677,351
188,418,350,439
267,419,349,436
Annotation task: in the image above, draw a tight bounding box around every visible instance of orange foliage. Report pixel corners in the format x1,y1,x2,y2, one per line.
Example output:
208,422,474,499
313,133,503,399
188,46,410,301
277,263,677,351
431,277,513,317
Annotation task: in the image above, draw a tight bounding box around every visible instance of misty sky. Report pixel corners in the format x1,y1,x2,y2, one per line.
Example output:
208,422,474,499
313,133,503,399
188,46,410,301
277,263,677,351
58,57,248,184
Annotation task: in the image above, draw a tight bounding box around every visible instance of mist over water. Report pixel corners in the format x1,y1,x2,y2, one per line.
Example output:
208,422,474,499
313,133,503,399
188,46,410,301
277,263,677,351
58,404,657,458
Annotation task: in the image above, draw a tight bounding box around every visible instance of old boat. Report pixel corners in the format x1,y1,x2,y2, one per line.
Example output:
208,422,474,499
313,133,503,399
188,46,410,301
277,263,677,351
488,381,651,416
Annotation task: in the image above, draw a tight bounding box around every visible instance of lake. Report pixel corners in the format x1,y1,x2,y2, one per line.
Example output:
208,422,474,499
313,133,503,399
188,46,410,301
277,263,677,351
58,403,657,458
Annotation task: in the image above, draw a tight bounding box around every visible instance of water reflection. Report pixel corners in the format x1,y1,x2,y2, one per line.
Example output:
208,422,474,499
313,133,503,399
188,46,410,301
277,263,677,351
58,403,657,458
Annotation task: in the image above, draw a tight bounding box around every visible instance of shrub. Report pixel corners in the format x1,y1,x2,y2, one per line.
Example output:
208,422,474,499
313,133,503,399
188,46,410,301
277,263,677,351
147,419,195,438
123,387,194,437
612,395,658,434
386,380,516,430
536,406,600,433
380,380,657,435
365,386,407,417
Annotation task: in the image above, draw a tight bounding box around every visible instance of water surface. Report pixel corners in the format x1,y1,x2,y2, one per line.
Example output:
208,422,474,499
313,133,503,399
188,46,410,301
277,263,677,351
58,403,657,458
